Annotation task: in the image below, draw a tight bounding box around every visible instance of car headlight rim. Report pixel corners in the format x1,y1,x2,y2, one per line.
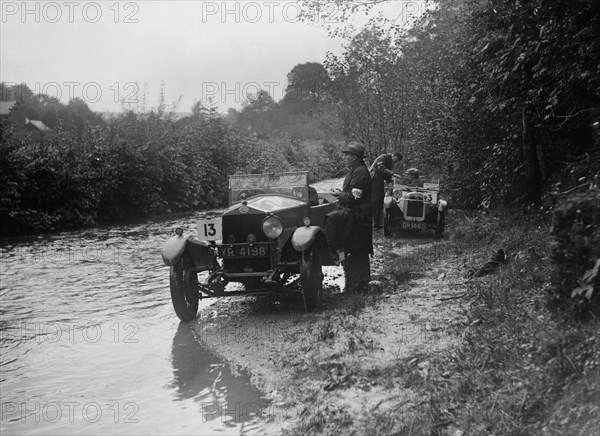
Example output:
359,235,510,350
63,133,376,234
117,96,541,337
262,215,283,239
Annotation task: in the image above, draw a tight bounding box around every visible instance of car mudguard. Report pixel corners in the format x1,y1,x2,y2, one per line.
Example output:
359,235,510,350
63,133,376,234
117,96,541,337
161,234,215,271
161,234,188,266
291,226,324,252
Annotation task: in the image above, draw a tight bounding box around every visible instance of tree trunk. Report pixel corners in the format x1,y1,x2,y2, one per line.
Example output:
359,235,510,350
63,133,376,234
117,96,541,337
522,107,542,205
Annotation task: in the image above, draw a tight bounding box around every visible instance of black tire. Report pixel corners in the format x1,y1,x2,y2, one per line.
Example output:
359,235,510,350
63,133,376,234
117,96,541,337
435,211,446,238
301,246,323,312
170,255,200,322
383,208,392,237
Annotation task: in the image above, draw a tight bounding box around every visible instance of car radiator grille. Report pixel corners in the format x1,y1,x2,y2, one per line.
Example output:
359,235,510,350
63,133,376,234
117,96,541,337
406,199,424,218
222,213,272,275
222,214,268,243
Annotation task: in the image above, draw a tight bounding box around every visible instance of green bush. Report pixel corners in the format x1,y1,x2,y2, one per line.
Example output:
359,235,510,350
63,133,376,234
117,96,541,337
0,108,345,236
549,190,600,317
0,121,103,233
0,111,235,235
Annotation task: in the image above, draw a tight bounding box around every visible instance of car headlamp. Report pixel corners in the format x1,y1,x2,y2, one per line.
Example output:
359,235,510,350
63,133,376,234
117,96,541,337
262,215,283,239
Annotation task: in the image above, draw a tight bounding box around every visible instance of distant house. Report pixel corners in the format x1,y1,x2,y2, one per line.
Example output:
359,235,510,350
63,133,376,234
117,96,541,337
25,117,51,132
0,100,17,117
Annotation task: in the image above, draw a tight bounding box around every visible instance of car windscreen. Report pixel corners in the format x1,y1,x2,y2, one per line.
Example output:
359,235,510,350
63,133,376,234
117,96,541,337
229,172,309,204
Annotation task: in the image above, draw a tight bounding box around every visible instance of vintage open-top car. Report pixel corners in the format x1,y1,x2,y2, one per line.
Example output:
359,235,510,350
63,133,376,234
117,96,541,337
161,171,339,322
382,178,448,238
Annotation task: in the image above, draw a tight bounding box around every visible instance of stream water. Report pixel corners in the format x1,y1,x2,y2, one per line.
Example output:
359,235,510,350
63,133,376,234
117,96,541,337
0,177,435,435
0,213,266,435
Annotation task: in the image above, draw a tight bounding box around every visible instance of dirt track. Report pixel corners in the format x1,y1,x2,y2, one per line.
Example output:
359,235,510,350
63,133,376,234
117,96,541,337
193,231,469,434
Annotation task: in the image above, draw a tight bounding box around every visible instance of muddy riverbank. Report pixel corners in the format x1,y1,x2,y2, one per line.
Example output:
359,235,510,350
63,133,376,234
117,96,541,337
195,233,469,435
190,206,600,436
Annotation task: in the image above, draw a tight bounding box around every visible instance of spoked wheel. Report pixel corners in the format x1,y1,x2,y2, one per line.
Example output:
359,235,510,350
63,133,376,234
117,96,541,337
170,255,200,322
301,245,323,312
383,208,392,237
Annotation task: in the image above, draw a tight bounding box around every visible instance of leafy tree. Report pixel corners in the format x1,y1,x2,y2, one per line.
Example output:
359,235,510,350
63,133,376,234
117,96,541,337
285,62,330,103
299,0,600,207
325,25,407,158
465,0,600,205
242,89,276,113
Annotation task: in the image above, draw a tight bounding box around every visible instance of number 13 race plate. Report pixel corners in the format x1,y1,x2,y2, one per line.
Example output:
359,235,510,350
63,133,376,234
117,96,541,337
197,218,223,242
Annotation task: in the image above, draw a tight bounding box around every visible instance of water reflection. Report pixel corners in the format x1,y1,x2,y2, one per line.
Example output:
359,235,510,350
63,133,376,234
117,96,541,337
0,210,266,435
170,323,267,433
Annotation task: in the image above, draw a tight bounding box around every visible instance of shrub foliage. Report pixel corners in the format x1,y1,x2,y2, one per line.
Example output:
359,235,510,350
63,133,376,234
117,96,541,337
0,107,344,236
550,190,600,317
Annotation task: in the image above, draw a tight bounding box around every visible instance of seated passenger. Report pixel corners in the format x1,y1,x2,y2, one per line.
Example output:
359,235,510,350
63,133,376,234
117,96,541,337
403,168,423,187
308,186,319,206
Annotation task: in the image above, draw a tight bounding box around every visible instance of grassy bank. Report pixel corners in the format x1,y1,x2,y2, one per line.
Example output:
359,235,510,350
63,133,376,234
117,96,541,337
403,210,600,436
282,209,600,434
197,209,599,435
369,209,600,435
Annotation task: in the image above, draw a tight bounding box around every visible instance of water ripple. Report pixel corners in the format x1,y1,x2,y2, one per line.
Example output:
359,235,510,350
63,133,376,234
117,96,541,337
0,211,266,435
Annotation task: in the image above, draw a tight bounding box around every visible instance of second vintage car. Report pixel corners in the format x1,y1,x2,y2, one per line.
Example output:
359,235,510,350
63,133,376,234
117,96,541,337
161,171,339,322
382,178,448,238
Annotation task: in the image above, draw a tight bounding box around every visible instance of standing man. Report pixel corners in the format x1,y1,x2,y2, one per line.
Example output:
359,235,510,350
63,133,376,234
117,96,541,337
325,142,373,292
392,152,404,175
371,154,395,230
368,151,403,175
369,152,402,230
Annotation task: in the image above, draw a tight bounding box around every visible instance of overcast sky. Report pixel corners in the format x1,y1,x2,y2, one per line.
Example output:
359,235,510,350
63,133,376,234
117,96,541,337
1,1,420,113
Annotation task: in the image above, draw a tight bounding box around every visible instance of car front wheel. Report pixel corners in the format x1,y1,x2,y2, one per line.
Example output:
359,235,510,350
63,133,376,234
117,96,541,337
301,245,323,312
170,255,200,322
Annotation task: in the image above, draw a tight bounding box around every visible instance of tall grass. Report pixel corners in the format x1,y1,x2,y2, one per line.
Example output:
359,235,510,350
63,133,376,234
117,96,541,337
401,208,600,435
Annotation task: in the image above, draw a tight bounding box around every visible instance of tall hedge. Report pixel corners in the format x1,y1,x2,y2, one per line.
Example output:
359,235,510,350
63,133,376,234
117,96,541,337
0,110,347,236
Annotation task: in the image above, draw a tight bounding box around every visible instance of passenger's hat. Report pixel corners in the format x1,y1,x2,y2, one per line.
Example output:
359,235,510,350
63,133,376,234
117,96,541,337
405,167,420,176
342,142,366,158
